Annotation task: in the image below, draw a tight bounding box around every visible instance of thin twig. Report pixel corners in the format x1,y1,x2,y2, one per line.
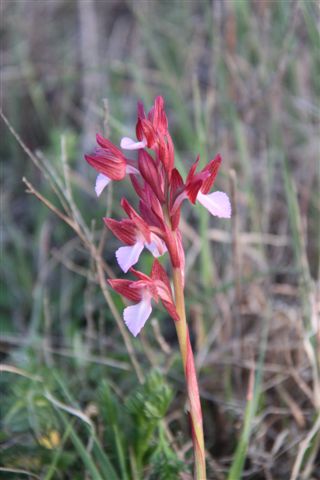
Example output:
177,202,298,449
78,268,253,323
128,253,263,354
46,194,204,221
0,468,40,479
290,413,320,480
60,135,93,241
22,177,79,234
1,110,72,216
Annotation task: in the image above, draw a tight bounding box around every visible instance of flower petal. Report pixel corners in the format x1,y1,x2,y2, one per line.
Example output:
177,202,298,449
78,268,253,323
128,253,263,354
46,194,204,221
145,234,167,257
115,242,144,273
95,173,111,196
197,191,231,218
120,136,147,150
123,297,152,337
145,242,161,257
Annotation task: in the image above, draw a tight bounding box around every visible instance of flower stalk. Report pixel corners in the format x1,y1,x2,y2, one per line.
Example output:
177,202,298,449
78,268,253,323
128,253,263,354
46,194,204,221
172,267,206,479
85,96,231,478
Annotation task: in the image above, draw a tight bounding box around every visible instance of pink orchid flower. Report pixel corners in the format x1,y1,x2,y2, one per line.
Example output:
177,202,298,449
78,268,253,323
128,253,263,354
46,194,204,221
170,154,231,220
108,261,178,336
104,198,166,273
85,133,139,196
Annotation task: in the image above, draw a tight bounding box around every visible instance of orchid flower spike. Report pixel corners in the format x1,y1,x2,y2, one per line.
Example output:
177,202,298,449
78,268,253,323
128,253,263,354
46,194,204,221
85,96,230,478
85,95,231,330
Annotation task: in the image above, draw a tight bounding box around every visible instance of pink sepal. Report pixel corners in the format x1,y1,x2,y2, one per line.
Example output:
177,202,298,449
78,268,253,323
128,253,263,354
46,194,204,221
201,154,221,194
107,279,142,302
138,150,165,203
85,133,126,180
121,198,151,242
103,218,137,245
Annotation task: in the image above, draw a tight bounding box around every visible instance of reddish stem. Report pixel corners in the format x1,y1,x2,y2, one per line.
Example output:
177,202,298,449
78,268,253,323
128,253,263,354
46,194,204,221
172,267,206,479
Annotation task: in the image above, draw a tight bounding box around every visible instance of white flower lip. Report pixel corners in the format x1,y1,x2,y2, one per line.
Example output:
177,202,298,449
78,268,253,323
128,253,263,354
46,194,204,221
197,191,231,218
120,136,147,150
123,296,152,337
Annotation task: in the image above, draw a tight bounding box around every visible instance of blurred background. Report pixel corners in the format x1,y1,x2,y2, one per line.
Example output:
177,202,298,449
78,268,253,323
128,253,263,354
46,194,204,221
1,1,319,479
